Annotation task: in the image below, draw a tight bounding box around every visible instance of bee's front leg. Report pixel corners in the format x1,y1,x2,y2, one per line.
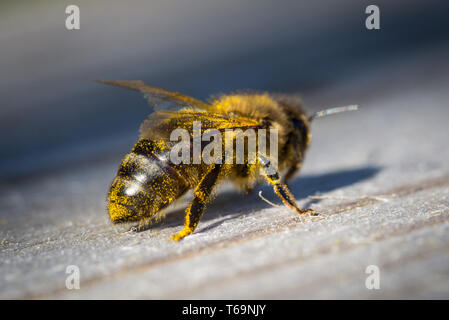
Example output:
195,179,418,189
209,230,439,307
258,155,317,216
171,164,222,241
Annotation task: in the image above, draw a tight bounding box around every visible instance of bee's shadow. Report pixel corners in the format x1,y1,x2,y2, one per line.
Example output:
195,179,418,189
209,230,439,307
144,166,381,233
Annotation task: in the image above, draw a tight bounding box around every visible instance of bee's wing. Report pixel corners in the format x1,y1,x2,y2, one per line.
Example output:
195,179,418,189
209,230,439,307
96,80,213,112
140,110,263,141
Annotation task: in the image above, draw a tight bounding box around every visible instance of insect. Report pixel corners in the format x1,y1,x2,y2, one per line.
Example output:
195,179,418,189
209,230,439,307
99,80,358,241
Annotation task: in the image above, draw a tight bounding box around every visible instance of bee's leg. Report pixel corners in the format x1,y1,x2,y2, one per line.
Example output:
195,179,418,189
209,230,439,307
243,184,255,194
170,164,222,241
259,155,316,215
238,164,255,194
129,220,149,232
131,216,156,232
282,165,300,185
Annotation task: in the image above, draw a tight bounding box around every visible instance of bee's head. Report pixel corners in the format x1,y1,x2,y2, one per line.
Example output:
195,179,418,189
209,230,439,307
274,95,312,151
107,177,142,223
291,114,312,149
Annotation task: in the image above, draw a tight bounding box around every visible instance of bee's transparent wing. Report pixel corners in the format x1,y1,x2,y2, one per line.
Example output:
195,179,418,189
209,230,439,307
96,80,213,112
140,110,263,141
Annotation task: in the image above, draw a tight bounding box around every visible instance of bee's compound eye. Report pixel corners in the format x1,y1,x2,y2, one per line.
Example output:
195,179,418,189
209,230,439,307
292,118,306,131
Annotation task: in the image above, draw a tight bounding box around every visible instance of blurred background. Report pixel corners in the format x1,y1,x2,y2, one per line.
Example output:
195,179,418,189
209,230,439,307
1,0,449,180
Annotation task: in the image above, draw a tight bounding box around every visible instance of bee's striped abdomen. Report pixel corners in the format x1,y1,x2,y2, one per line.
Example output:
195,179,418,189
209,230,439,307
107,139,189,223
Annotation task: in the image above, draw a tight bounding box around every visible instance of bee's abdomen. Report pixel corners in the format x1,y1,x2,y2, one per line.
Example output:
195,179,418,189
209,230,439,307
107,139,189,223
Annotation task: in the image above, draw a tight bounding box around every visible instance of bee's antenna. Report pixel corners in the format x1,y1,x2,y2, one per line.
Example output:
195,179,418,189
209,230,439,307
258,191,285,210
308,105,359,122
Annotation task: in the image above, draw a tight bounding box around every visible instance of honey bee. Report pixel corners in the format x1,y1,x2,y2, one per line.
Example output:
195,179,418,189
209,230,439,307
98,80,357,241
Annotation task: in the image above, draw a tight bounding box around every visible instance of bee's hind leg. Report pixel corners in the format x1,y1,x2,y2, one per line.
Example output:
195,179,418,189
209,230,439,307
259,155,317,216
171,164,222,241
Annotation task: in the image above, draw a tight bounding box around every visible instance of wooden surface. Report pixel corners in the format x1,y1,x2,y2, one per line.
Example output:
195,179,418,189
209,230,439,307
1,45,449,299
